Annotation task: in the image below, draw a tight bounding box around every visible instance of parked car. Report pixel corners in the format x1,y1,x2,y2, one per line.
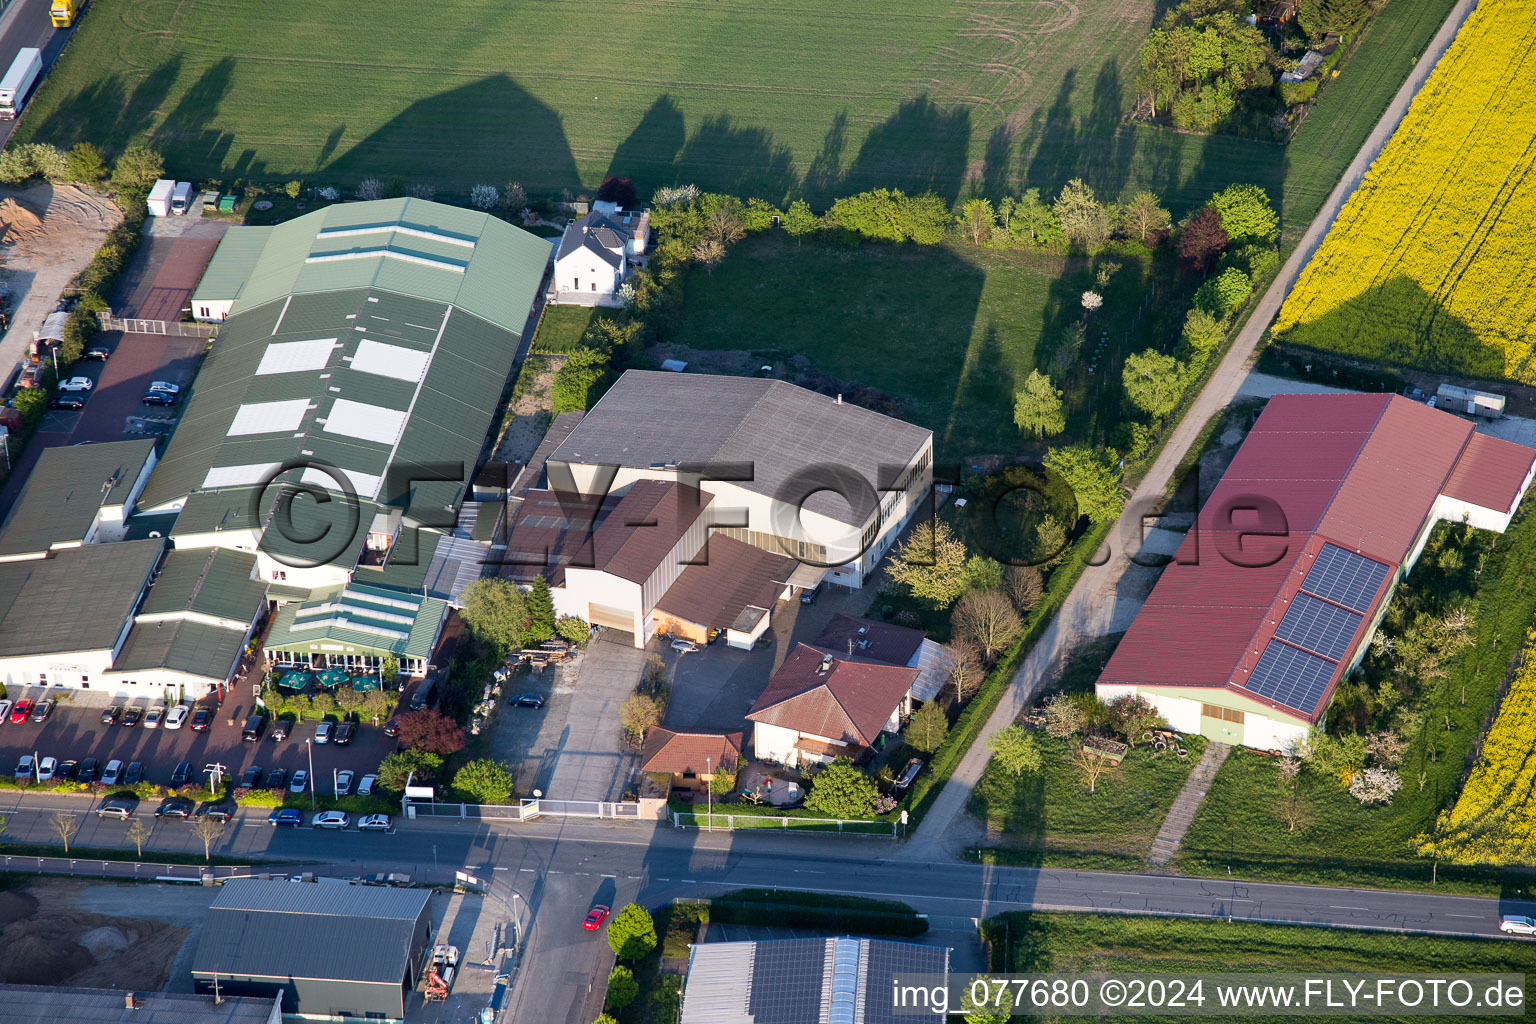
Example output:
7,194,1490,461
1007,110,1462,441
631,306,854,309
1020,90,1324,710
382,718,401,738
190,706,212,731
96,796,136,820
334,722,354,746
171,761,192,786
799,582,824,605
582,905,611,931
195,802,232,822
143,706,164,729
78,757,99,783
101,705,122,725
240,765,262,788
124,761,144,786
270,717,290,741
356,774,377,798
1501,916,1536,936
13,755,34,780
334,769,354,796
669,638,698,653
155,797,194,819
510,693,544,708
102,759,124,784
83,347,110,360
314,721,333,744
55,759,78,782
358,813,391,831
242,714,266,741
264,768,287,790
141,391,176,406
36,757,56,782
49,394,86,409
10,699,32,723
164,704,189,729
121,706,142,727
30,700,52,722
289,769,308,794
0,699,11,722
269,808,302,828
312,810,350,829
56,376,93,393
148,380,181,394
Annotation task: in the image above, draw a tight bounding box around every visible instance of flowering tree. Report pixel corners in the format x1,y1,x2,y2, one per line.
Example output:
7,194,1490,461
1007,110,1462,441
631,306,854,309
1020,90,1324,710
470,184,499,210
1349,767,1403,806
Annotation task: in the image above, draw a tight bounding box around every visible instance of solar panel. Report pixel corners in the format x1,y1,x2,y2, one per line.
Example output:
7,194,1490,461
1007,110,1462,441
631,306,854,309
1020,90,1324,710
1243,640,1338,715
1275,593,1363,661
1301,543,1390,612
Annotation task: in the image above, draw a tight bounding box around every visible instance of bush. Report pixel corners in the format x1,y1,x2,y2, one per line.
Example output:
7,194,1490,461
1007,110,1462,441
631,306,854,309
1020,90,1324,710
109,145,164,195
551,347,612,414
376,749,442,789
453,759,513,804
555,615,589,646
607,903,657,959
605,965,639,1009
1194,267,1254,320
470,184,499,209
805,758,879,818
284,179,303,199
1280,79,1321,106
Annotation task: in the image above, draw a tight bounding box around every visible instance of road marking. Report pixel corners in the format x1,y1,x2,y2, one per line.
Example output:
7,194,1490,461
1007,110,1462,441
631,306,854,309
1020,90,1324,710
794,869,825,874
519,868,535,873
682,879,698,883
601,874,616,879
1446,914,1483,919
493,866,509,871
1107,890,1142,895
549,870,563,875
1329,906,1370,910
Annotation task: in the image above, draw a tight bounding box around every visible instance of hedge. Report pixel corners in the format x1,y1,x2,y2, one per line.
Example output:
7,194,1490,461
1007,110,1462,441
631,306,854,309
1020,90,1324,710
706,889,928,938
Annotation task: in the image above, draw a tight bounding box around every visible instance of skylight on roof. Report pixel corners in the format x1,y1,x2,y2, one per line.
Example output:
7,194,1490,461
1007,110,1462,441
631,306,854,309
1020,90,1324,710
255,338,338,375
351,339,431,383
322,399,407,447
201,463,281,490
227,399,310,436
301,465,383,501
315,223,476,248
305,248,467,274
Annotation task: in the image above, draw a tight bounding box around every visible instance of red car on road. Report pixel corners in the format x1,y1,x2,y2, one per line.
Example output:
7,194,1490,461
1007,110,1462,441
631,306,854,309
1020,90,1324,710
10,700,32,724
582,905,610,931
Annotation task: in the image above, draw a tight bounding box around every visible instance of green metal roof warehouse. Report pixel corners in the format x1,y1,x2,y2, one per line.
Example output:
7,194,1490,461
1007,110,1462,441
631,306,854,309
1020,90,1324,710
151,198,551,572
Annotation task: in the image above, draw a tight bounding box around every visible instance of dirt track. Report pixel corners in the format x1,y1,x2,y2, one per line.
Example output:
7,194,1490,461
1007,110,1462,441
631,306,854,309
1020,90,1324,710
0,182,122,385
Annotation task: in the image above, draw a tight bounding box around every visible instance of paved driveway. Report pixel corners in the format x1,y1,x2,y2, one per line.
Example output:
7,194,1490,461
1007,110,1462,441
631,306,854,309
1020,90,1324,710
542,636,646,800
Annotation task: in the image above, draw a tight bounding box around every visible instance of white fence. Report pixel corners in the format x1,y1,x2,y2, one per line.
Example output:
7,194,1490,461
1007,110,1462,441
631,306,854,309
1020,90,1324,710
404,798,639,821
96,314,219,337
669,810,901,836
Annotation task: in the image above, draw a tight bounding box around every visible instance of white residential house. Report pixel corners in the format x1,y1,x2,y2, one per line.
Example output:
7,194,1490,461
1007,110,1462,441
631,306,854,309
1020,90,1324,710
550,205,650,307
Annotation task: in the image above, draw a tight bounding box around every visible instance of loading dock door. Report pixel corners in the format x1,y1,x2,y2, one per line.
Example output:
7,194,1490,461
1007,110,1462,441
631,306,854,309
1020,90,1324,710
587,602,633,630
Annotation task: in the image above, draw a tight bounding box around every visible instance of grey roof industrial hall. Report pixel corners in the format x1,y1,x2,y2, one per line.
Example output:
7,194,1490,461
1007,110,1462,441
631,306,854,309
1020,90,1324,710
192,879,431,985
549,371,932,526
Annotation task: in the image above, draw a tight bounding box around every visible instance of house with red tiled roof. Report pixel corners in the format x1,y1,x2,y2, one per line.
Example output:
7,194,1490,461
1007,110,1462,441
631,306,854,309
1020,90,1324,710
640,728,743,791
1098,394,1535,751
747,643,920,766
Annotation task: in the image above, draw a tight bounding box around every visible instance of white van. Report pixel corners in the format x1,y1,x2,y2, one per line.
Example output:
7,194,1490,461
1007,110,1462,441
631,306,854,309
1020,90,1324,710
170,181,193,215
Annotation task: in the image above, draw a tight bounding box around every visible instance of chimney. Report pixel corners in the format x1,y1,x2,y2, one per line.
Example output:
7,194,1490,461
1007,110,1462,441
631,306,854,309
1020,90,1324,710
124,993,144,1009
819,654,834,674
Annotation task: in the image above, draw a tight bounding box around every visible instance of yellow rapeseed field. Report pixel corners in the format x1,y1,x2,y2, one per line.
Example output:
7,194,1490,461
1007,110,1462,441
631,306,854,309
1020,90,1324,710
1273,0,1536,382
1420,633,1536,865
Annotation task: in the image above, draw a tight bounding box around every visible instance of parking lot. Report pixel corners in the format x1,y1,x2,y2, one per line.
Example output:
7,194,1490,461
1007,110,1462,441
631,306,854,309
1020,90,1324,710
0,688,396,797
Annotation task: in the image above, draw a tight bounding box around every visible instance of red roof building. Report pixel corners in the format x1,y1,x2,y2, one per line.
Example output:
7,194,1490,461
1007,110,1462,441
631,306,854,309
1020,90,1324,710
1098,394,1535,750
747,643,919,767
641,728,743,790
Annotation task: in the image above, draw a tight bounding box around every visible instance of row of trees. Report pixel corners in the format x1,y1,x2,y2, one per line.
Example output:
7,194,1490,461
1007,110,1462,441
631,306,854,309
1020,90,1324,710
1136,0,1277,132
958,181,1172,257
459,577,588,655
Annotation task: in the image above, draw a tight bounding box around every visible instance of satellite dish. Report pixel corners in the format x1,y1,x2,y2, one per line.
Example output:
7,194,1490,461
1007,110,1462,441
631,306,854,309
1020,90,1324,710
149,531,162,538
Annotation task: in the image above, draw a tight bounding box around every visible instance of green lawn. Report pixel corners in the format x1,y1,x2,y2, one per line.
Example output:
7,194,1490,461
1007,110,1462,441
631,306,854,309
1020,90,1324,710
672,234,1172,463
531,306,601,354
1175,505,1536,895
982,912,1536,1022
969,733,1206,863
14,0,1455,221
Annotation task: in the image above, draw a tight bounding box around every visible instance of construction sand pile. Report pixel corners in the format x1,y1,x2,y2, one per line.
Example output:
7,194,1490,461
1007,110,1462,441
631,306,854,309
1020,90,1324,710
0,196,44,247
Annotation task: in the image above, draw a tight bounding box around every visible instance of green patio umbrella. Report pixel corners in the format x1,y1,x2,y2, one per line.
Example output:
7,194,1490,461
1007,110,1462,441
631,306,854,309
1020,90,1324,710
317,667,350,689
278,670,312,691
349,674,382,691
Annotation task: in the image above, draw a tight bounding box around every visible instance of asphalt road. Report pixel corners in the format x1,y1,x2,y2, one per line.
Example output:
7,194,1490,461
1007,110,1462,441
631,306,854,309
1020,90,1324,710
0,795,1531,1022
0,0,73,149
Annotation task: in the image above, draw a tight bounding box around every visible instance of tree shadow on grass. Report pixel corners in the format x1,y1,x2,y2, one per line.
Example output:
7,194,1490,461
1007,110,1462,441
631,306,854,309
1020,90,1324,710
323,74,580,191
150,57,237,171
27,55,182,155
841,94,972,205
1273,274,1505,381
605,94,686,198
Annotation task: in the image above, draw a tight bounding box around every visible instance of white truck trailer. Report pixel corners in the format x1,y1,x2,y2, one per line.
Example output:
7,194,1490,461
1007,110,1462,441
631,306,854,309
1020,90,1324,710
1437,383,1505,419
0,48,43,120
147,179,175,217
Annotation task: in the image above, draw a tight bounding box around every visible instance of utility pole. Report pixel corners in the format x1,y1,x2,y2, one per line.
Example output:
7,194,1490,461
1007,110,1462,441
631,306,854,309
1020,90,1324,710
306,739,315,809
706,756,712,831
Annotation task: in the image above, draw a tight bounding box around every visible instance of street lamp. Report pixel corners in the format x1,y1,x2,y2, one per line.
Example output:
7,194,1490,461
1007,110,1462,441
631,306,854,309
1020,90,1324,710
305,739,315,810
706,756,712,831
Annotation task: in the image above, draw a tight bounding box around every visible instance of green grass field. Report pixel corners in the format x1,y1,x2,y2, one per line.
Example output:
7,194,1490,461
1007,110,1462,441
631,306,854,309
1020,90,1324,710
14,0,1457,223
670,234,1174,463
981,913,1536,1022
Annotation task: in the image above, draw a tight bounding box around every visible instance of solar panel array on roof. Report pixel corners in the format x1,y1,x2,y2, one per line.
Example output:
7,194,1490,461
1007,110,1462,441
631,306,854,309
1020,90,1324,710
1245,639,1337,714
1301,543,1390,613
748,938,826,1024
1274,593,1362,661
